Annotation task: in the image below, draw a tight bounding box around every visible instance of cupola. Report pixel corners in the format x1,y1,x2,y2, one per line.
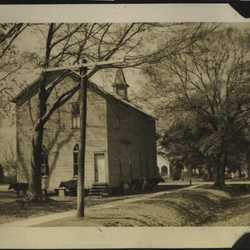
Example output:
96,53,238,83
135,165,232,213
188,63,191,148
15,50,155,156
112,69,129,100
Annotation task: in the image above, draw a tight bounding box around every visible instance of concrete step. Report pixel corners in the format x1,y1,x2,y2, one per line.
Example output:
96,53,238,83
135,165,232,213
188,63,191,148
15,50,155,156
92,183,109,187
89,183,110,197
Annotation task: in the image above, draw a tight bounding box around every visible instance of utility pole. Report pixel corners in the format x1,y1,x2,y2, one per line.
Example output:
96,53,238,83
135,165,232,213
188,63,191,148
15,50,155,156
77,60,88,217
189,165,192,186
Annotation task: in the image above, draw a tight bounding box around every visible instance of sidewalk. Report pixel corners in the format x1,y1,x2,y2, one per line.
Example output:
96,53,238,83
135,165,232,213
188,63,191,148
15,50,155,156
1,184,200,227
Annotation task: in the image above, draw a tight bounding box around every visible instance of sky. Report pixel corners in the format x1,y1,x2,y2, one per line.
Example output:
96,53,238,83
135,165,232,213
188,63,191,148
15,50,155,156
0,22,250,160
10,22,250,101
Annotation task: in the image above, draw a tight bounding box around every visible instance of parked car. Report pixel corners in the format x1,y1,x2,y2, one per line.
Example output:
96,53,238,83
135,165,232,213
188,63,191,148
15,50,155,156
58,179,89,196
58,179,77,196
146,177,164,190
8,182,28,196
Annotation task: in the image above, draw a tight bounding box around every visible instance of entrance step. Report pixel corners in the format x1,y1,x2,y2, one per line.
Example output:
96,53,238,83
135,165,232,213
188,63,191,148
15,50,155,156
89,183,110,197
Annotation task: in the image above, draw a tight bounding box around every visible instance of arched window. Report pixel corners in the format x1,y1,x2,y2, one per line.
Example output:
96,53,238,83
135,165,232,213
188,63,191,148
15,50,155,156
71,102,80,129
73,144,79,176
161,165,168,176
41,145,49,176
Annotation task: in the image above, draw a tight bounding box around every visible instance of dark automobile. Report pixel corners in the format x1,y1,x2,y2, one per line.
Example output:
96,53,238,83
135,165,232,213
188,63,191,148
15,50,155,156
149,177,165,186
58,179,77,196
8,182,28,196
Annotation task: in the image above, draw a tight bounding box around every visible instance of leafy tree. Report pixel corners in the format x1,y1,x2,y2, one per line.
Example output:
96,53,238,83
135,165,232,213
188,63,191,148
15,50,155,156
160,116,212,182
153,27,250,188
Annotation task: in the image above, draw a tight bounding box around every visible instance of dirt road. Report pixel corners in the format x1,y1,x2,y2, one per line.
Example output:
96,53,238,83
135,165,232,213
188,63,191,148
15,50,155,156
2,183,250,227
35,187,233,227
0,183,191,225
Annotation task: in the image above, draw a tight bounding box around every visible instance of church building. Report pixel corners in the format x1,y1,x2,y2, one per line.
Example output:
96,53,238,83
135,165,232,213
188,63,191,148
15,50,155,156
13,69,158,193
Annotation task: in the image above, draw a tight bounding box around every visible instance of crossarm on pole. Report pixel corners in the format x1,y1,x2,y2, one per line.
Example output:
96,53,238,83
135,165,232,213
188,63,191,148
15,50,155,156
42,59,125,73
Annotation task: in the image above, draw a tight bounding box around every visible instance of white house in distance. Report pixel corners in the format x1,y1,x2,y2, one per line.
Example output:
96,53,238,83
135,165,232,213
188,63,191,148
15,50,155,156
157,152,171,178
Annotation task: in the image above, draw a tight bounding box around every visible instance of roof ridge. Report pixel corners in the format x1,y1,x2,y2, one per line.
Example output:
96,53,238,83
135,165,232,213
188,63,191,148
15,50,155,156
13,71,156,120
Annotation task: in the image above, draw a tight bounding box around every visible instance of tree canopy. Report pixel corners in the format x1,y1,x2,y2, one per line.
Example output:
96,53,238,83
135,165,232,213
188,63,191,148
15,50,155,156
151,26,250,187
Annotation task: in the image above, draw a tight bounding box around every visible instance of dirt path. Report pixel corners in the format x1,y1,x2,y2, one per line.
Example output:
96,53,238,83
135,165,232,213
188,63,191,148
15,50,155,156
29,186,230,227
1,185,199,227
3,184,250,227
37,187,250,227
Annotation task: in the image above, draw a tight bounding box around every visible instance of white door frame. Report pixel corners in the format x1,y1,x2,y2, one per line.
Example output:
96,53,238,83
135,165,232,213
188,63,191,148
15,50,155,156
94,151,107,183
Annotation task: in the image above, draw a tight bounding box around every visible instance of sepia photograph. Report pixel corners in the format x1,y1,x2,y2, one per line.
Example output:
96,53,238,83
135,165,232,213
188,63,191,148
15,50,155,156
0,21,250,230
0,17,249,250
0,2,249,248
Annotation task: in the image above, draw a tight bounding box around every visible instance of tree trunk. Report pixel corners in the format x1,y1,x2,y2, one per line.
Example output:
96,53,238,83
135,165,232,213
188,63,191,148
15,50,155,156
188,165,192,185
207,165,213,181
247,151,250,180
247,165,250,181
238,166,242,179
214,164,221,187
29,76,47,201
214,152,226,189
30,127,43,200
219,163,225,188
214,166,225,188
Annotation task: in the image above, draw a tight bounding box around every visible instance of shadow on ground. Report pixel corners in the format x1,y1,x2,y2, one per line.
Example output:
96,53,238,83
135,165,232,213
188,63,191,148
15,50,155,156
0,199,76,224
3,184,250,227
37,187,235,227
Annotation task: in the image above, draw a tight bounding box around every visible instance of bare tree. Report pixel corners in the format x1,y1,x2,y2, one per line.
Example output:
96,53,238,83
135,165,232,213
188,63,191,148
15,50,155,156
22,23,215,199
0,24,29,118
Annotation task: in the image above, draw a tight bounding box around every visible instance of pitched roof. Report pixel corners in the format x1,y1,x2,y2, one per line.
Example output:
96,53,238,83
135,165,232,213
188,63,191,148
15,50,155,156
90,80,156,120
13,71,156,120
12,70,69,105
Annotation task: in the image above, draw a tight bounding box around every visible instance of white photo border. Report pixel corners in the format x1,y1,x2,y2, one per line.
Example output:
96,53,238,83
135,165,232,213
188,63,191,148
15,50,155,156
0,3,250,249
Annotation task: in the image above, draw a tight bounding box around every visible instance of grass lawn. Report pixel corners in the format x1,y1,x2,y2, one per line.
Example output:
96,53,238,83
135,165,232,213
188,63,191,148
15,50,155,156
199,183,250,196
0,198,76,224
200,184,250,226
37,185,250,227
0,183,187,225
2,183,250,226
36,187,234,227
